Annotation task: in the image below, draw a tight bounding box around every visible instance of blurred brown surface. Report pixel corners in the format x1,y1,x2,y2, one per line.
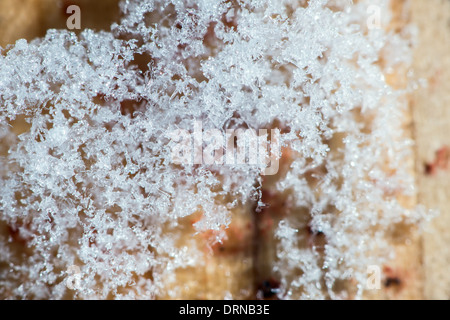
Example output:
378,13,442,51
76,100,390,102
411,0,450,300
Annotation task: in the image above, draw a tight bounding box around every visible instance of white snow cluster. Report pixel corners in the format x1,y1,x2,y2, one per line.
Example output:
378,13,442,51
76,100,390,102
0,0,431,299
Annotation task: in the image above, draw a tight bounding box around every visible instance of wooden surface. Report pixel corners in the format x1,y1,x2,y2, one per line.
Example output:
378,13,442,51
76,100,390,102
411,0,450,300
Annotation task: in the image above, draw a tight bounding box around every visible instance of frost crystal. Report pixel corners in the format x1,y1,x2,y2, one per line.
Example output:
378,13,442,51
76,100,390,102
0,0,431,299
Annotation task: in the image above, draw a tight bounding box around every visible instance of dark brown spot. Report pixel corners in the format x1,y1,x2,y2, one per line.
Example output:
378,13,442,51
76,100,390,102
384,277,402,288
424,163,434,175
7,225,28,246
120,100,142,117
424,146,450,175
306,225,324,236
257,278,280,300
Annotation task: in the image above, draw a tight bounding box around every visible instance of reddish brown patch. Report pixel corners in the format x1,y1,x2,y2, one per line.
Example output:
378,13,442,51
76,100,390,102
120,100,138,117
424,146,450,175
7,224,30,246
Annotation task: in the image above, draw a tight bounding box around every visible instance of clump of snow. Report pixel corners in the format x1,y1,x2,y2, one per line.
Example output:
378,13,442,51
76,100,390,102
0,0,432,299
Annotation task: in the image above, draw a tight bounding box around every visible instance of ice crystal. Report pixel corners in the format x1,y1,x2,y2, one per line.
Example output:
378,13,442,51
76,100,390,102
0,0,432,299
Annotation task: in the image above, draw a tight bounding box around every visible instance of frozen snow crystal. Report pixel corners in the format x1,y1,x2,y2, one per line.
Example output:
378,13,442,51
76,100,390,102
0,0,432,299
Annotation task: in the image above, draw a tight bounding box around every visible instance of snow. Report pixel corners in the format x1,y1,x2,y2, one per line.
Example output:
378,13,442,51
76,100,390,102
0,0,432,299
